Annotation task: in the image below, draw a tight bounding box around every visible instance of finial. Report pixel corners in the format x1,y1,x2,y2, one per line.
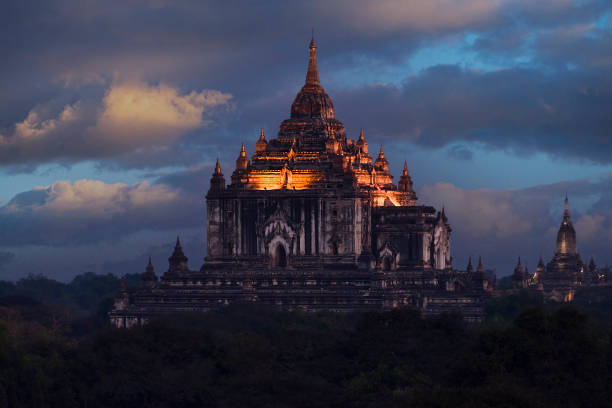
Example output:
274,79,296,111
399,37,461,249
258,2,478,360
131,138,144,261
214,158,222,174
467,256,473,271
147,256,153,268
176,236,181,248
378,145,385,159
259,128,265,141
517,256,522,267
402,161,408,175
477,256,484,272
359,128,365,141
565,194,569,211
305,34,320,86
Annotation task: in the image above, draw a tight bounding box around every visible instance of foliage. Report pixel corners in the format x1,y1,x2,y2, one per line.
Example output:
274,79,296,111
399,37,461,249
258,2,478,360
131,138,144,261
1,274,612,407
0,303,611,407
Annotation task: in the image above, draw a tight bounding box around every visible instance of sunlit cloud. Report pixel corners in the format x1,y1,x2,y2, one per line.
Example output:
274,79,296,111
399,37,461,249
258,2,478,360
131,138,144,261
0,81,232,170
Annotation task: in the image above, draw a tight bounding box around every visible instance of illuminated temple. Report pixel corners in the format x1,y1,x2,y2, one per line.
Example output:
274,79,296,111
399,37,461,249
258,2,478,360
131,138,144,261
110,38,492,327
512,197,608,301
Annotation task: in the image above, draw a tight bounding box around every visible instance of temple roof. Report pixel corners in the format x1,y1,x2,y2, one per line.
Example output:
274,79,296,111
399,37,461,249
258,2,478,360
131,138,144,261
290,35,335,120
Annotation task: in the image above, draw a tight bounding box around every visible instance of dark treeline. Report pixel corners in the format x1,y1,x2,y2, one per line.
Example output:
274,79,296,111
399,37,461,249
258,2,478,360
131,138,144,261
2,273,612,407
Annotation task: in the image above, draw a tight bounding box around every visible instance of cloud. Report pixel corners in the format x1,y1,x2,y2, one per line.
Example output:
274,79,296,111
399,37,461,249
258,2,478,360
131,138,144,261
325,0,502,33
0,251,15,271
447,144,473,161
94,82,232,147
334,64,612,164
0,178,202,246
420,182,532,239
0,81,232,170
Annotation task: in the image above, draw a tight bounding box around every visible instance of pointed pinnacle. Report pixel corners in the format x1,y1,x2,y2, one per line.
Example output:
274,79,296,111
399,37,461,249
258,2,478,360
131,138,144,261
359,128,365,141
176,236,181,248
214,158,222,174
259,128,265,141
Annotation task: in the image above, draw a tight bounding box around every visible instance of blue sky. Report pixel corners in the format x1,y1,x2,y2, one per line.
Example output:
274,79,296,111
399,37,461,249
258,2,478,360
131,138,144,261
1,0,612,280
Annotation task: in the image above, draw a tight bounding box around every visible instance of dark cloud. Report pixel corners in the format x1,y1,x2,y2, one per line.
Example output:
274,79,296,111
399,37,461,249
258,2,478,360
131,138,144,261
447,145,474,161
334,64,612,164
0,251,15,271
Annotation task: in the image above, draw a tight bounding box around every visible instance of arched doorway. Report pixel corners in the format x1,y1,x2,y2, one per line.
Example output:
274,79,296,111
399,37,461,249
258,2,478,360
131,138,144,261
274,244,287,268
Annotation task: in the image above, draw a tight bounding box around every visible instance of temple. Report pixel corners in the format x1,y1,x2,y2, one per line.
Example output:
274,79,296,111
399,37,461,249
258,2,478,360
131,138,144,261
512,196,608,300
110,37,491,327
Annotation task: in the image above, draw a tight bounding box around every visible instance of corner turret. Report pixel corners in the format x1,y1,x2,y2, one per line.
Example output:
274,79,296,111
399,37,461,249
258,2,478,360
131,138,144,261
142,257,157,289
209,159,226,192
374,146,389,173
113,278,130,311
256,129,267,153
169,236,189,274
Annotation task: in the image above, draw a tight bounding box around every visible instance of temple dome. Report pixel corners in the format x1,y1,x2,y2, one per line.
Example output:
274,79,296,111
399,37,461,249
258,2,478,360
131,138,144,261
290,36,335,120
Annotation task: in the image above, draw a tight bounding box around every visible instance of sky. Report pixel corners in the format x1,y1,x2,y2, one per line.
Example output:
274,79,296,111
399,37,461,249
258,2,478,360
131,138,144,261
1,0,612,281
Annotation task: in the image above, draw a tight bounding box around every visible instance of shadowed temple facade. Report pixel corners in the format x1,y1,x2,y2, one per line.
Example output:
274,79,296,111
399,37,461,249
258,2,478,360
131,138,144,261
512,196,608,301
110,38,492,327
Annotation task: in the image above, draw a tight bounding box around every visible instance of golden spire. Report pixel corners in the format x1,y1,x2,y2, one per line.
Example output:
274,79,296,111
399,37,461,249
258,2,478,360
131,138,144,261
240,143,246,157
378,145,385,159
359,128,365,142
259,128,265,142
402,161,409,176
214,158,222,174
306,33,320,86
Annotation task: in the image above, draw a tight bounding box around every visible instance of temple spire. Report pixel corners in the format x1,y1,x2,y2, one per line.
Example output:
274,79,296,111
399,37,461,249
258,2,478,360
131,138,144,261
402,161,409,176
557,195,576,254
306,34,320,86
477,256,484,273
214,158,222,174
